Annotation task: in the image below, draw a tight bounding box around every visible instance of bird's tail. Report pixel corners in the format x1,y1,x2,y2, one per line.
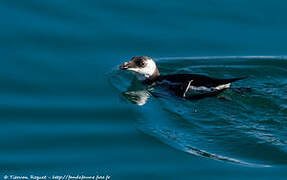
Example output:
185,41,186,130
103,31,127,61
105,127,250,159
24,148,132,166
219,76,247,84
229,77,247,82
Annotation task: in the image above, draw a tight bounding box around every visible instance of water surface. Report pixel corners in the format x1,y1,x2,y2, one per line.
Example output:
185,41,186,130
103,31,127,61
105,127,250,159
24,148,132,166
0,1,287,179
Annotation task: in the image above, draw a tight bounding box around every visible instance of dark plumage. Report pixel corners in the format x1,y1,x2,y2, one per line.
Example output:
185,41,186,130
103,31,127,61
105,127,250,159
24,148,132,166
153,74,245,87
120,56,246,99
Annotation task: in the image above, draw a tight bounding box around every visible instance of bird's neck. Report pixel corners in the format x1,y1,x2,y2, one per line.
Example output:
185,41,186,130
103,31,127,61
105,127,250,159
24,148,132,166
143,67,160,85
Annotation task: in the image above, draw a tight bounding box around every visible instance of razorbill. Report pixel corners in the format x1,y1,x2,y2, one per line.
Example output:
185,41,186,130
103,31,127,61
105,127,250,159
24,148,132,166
119,56,245,99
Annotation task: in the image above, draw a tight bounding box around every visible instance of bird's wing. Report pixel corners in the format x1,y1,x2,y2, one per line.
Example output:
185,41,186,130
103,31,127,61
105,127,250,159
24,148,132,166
158,74,246,87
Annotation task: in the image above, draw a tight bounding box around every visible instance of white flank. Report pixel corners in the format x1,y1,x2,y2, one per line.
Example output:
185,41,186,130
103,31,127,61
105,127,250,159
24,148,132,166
189,83,231,92
214,83,231,90
189,86,212,91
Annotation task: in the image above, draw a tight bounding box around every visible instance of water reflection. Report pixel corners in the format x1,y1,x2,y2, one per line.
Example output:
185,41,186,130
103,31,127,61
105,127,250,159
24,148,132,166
122,90,151,106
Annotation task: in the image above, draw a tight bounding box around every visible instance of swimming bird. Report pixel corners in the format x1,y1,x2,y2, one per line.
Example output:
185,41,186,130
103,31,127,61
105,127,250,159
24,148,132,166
119,56,245,100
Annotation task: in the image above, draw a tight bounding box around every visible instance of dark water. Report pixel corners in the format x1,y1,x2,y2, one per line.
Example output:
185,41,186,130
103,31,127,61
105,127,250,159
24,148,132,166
1,1,287,179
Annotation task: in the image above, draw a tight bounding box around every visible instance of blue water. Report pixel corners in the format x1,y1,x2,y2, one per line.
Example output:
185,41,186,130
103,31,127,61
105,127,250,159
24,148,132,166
1,1,287,179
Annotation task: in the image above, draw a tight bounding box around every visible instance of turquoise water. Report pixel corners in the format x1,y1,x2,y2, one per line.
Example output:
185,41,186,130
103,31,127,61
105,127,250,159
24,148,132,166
1,1,287,179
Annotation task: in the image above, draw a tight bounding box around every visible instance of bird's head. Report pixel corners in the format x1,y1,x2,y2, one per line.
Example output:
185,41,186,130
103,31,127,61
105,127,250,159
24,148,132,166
120,56,159,80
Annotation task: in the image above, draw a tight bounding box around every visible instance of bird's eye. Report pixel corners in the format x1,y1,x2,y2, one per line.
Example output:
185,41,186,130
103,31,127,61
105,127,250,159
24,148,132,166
135,60,145,67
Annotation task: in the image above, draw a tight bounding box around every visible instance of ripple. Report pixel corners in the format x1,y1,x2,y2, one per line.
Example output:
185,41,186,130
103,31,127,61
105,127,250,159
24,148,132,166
110,56,287,166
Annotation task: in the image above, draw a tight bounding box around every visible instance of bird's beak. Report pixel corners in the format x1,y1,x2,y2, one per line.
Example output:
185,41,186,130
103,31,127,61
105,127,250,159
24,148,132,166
120,61,132,70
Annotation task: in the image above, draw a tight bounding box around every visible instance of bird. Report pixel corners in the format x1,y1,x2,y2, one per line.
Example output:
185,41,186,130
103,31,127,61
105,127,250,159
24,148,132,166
119,56,245,100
